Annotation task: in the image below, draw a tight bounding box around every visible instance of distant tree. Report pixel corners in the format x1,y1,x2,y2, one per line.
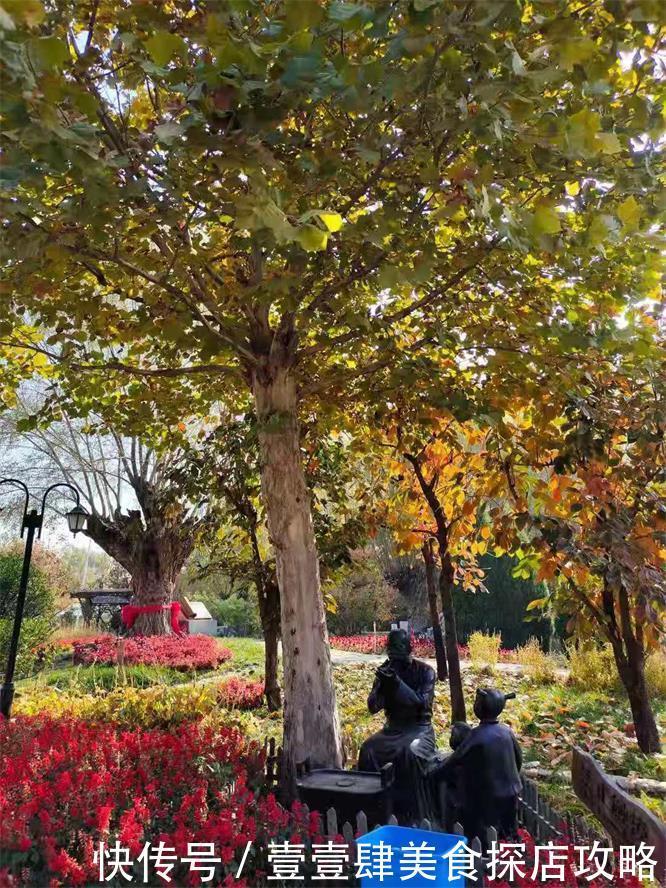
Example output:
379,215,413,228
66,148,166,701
326,549,399,636
387,418,500,722
0,545,55,620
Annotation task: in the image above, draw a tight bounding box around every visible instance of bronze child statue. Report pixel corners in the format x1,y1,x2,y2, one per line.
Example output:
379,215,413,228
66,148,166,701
435,687,522,844
358,628,437,822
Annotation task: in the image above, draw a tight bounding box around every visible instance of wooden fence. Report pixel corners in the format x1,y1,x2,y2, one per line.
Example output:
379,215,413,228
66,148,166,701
261,738,610,883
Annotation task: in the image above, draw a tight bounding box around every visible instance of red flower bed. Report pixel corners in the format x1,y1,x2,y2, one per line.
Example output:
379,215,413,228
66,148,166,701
329,634,517,662
73,634,232,671
0,715,311,887
217,677,265,710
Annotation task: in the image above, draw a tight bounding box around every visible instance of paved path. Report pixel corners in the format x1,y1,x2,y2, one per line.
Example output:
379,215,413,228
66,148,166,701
330,648,571,680
330,647,530,674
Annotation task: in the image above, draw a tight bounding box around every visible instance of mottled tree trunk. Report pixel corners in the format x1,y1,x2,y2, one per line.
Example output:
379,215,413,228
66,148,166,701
253,366,342,796
422,539,447,681
438,549,466,722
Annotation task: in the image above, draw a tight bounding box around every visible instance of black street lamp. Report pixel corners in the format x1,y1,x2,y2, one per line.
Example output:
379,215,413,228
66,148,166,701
0,479,88,718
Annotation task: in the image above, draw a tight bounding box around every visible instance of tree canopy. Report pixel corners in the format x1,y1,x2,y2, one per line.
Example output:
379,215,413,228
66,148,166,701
1,0,663,419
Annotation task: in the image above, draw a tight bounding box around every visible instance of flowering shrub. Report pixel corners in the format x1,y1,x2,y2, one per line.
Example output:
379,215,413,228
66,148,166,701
0,715,309,887
73,634,232,671
15,684,219,727
329,634,518,662
14,677,264,728
15,679,267,727
217,677,266,710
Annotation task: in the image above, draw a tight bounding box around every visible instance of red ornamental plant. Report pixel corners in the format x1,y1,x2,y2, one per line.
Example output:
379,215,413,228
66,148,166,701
217,677,266,710
0,716,304,887
72,634,232,671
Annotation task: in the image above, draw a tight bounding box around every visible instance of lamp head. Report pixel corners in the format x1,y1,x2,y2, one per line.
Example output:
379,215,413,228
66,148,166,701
66,504,88,535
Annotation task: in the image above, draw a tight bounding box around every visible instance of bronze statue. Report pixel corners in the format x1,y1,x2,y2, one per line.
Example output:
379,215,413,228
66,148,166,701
435,687,522,844
358,629,437,822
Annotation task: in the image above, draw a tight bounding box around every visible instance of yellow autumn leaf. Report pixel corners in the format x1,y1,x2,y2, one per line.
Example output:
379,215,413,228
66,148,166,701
318,212,344,232
617,196,641,231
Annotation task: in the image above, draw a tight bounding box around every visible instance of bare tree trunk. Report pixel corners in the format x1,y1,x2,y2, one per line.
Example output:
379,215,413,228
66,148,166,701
404,451,466,722
258,576,282,711
621,657,662,754
422,539,447,681
264,620,281,711
253,366,342,796
609,638,661,755
438,549,466,722
603,579,661,755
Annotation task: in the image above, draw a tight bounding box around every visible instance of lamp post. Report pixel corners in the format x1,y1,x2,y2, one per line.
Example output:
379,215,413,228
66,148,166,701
0,479,88,718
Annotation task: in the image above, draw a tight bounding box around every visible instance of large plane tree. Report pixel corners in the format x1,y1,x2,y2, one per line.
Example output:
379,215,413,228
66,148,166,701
1,0,662,789
0,402,202,633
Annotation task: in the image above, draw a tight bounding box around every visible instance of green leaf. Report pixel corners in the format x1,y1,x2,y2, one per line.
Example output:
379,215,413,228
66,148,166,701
558,37,596,72
567,108,600,155
30,36,69,69
511,50,527,77
285,0,324,31
1,0,43,27
532,203,561,235
597,132,621,155
297,225,329,252
617,196,641,231
317,212,343,232
0,5,15,29
71,89,99,120
144,31,186,67
154,122,184,144
587,213,618,246
328,2,372,23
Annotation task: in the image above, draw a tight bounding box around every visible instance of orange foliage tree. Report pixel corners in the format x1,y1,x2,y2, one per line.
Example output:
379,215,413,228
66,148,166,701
386,418,503,722
489,368,665,754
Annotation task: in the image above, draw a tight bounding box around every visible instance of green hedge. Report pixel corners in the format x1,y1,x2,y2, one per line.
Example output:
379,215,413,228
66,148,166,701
452,555,564,650
0,550,54,619
0,616,53,680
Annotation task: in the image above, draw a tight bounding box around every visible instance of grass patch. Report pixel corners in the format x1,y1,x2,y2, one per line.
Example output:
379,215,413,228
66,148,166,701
38,663,187,691
217,637,268,677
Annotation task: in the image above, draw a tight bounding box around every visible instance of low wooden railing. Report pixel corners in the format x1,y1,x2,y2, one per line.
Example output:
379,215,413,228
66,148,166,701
261,738,608,844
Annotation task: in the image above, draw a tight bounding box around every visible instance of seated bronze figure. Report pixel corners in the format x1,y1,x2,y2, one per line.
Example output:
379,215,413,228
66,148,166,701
435,687,522,844
358,628,437,823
